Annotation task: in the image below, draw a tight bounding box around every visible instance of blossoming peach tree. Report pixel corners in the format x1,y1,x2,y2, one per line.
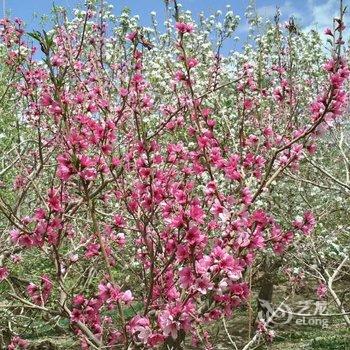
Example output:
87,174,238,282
277,101,350,326
0,0,348,349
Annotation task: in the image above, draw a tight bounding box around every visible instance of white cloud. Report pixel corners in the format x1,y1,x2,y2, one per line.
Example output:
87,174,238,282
257,0,344,29
307,0,339,28
303,0,349,42
257,5,278,18
238,0,348,43
256,1,302,22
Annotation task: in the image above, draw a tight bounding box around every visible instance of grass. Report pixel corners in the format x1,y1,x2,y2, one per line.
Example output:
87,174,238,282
271,326,350,349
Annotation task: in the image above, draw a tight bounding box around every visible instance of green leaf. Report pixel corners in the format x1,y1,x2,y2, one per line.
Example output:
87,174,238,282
27,30,42,42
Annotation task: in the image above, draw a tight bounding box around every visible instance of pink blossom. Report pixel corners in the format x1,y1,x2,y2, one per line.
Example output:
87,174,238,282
179,267,194,288
128,315,151,344
41,275,53,303
73,294,86,306
85,242,100,258
39,93,53,107
7,336,28,350
175,22,194,34
195,274,213,294
47,188,62,212
187,57,198,68
126,31,138,41
324,28,333,36
316,282,327,299
115,232,126,247
119,87,129,97
57,163,72,181
158,310,180,339
243,99,253,110
51,54,64,67
186,226,204,244
79,167,97,181
0,266,9,281
293,211,316,235
121,290,134,304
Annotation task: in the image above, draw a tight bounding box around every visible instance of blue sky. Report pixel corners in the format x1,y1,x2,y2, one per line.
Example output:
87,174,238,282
2,0,345,37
